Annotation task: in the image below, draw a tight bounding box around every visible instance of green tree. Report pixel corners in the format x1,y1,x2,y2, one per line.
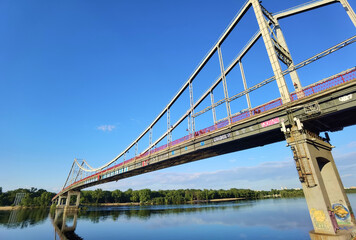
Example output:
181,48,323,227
93,189,104,203
80,191,93,203
125,189,133,202
130,191,140,202
112,190,124,203
39,192,53,207
138,189,152,203
21,193,33,206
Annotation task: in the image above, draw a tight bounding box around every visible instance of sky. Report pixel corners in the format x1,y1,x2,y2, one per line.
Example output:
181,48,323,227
0,0,355,193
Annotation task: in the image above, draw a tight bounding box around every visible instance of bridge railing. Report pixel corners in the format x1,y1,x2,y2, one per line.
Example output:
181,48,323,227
291,67,356,101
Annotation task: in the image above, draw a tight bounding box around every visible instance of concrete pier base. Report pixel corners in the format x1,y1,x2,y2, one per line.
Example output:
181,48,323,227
310,226,356,240
285,121,355,239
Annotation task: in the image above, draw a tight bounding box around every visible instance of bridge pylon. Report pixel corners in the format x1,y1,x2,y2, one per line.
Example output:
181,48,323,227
284,119,356,239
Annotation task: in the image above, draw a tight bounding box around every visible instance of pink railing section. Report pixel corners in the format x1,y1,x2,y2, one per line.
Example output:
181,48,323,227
291,68,356,101
231,111,250,123
57,68,356,197
170,135,192,146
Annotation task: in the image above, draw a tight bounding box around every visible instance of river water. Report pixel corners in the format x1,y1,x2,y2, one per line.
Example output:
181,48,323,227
1,194,355,240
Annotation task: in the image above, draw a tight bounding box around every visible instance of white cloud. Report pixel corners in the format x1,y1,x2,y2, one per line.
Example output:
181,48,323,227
97,125,116,132
87,151,356,191
98,160,301,191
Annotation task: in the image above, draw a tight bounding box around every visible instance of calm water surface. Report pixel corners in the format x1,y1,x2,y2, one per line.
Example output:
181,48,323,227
1,194,355,240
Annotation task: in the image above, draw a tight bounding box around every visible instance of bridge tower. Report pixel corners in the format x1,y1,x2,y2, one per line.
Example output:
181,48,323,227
284,119,356,239
250,0,356,238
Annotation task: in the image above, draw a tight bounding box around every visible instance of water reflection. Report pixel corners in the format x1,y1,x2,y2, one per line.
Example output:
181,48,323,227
0,208,48,228
2,196,355,240
71,199,310,231
51,209,82,240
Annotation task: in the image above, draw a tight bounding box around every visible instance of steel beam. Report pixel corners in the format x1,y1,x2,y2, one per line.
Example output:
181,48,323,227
274,18,302,91
239,61,252,110
210,91,217,124
251,0,291,103
339,0,356,27
274,0,337,20
218,46,232,122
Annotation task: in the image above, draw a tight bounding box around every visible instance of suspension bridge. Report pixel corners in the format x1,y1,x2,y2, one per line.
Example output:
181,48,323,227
52,0,356,239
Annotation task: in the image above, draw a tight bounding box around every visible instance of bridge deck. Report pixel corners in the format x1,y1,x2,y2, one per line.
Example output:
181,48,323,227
54,68,356,200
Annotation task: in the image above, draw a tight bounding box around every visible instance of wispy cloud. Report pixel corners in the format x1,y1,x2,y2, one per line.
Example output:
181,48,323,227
93,151,356,191
100,160,300,191
97,125,116,132
341,174,353,178
347,141,356,148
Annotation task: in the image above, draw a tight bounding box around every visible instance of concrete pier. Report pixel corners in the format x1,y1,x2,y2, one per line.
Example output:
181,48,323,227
285,122,356,240
55,191,81,211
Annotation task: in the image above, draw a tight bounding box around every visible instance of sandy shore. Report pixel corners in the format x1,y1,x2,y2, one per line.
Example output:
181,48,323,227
83,202,141,207
187,198,244,203
0,206,23,211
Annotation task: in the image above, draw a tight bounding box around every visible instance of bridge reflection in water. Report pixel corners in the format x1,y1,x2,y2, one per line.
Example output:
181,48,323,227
51,209,82,240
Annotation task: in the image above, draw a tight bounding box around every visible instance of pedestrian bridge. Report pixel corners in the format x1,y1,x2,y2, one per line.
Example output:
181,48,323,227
53,0,356,239
55,67,356,197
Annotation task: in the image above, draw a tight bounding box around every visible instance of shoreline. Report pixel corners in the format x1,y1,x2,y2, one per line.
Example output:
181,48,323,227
187,197,245,203
83,198,246,207
84,202,141,207
0,206,23,211
0,206,51,211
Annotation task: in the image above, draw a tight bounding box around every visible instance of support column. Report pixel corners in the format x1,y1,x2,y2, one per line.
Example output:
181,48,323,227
65,191,81,209
239,61,252,110
149,128,153,150
217,45,232,123
65,193,71,207
210,91,217,124
75,191,81,207
189,82,195,134
57,196,67,207
167,108,172,144
251,0,291,103
285,121,356,239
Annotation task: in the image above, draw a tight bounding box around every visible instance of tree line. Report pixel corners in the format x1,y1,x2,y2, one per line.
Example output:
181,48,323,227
2,186,355,207
80,188,305,205
0,187,55,207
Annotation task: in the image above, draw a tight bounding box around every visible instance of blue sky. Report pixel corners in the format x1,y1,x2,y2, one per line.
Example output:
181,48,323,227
0,0,355,193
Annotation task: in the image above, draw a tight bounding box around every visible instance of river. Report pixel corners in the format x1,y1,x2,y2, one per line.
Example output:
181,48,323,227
0,194,355,240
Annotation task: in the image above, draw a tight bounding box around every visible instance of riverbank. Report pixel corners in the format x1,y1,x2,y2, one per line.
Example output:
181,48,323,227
187,197,244,203
84,202,141,207
0,198,247,210
0,206,51,211
81,197,246,207
0,206,22,211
